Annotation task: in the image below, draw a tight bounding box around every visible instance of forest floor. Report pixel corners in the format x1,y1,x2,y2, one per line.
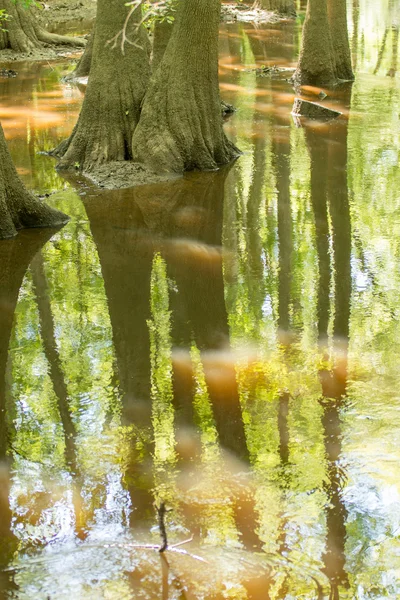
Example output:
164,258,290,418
38,0,97,28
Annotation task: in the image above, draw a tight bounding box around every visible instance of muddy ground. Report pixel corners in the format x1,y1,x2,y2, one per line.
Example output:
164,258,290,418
38,0,96,28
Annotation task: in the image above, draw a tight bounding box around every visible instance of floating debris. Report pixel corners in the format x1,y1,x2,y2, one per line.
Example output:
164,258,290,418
244,65,295,78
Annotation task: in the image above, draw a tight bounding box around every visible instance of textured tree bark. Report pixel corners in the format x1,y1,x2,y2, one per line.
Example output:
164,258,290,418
294,0,354,86
0,123,68,240
152,14,174,71
64,27,94,82
293,0,337,86
0,0,85,52
132,0,240,173
328,0,354,81
54,1,150,171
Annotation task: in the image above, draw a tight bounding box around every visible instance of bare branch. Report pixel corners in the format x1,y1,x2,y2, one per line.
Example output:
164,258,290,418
107,0,174,54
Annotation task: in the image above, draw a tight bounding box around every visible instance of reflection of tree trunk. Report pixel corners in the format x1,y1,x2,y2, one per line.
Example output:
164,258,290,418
85,173,253,544
0,228,56,583
387,26,399,77
274,133,292,333
246,134,268,330
30,252,85,537
273,126,292,597
247,20,297,65
373,27,389,75
83,194,155,526
328,90,352,341
161,171,250,461
144,172,254,543
31,253,78,472
352,0,360,70
305,127,331,342
304,85,353,596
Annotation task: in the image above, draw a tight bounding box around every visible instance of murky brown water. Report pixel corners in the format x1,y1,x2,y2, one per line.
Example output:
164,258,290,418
1,1,400,598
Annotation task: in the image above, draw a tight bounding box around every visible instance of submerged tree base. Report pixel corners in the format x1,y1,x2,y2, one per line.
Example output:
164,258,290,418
0,124,68,240
77,161,182,190
0,0,86,58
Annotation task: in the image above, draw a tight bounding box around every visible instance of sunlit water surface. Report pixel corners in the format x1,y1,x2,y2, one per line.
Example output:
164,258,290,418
1,1,400,598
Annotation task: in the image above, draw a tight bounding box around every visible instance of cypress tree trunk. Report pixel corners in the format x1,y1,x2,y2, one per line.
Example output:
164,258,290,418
54,0,150,171
64,27,94,82
152,15,174,71
293,0,336,86
328,0,354,81
253,0,296,16
294,0,354,86
132,0,239,174
0,123,68,240
0,0,85,52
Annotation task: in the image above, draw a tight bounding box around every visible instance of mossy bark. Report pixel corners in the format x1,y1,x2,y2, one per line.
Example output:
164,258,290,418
54,1,150,171
0,0,85,52
293,0,354,86
132,0,240,174
0,123,68,240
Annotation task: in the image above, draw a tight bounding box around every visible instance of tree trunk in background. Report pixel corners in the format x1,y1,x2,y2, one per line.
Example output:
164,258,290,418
0,0,85,52
328,0,354,81
54,1,150,171
294,0,354,86
132,0,239,173
64,27,94,82
0,124,68,239
253,0,296,16
293,0,336,86
152,15,174,71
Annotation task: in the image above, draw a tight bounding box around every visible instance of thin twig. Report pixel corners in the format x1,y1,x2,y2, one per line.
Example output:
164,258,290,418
169,536,193,548
106,0,171,54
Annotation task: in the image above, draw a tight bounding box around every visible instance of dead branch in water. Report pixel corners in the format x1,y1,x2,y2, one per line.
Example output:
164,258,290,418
157,501,169,553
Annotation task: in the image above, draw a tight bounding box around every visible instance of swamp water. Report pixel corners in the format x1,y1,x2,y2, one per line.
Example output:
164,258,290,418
1,1,400,598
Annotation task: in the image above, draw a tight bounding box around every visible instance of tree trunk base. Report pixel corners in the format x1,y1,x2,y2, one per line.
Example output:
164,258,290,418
0,124,68,240
0,0,85,53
